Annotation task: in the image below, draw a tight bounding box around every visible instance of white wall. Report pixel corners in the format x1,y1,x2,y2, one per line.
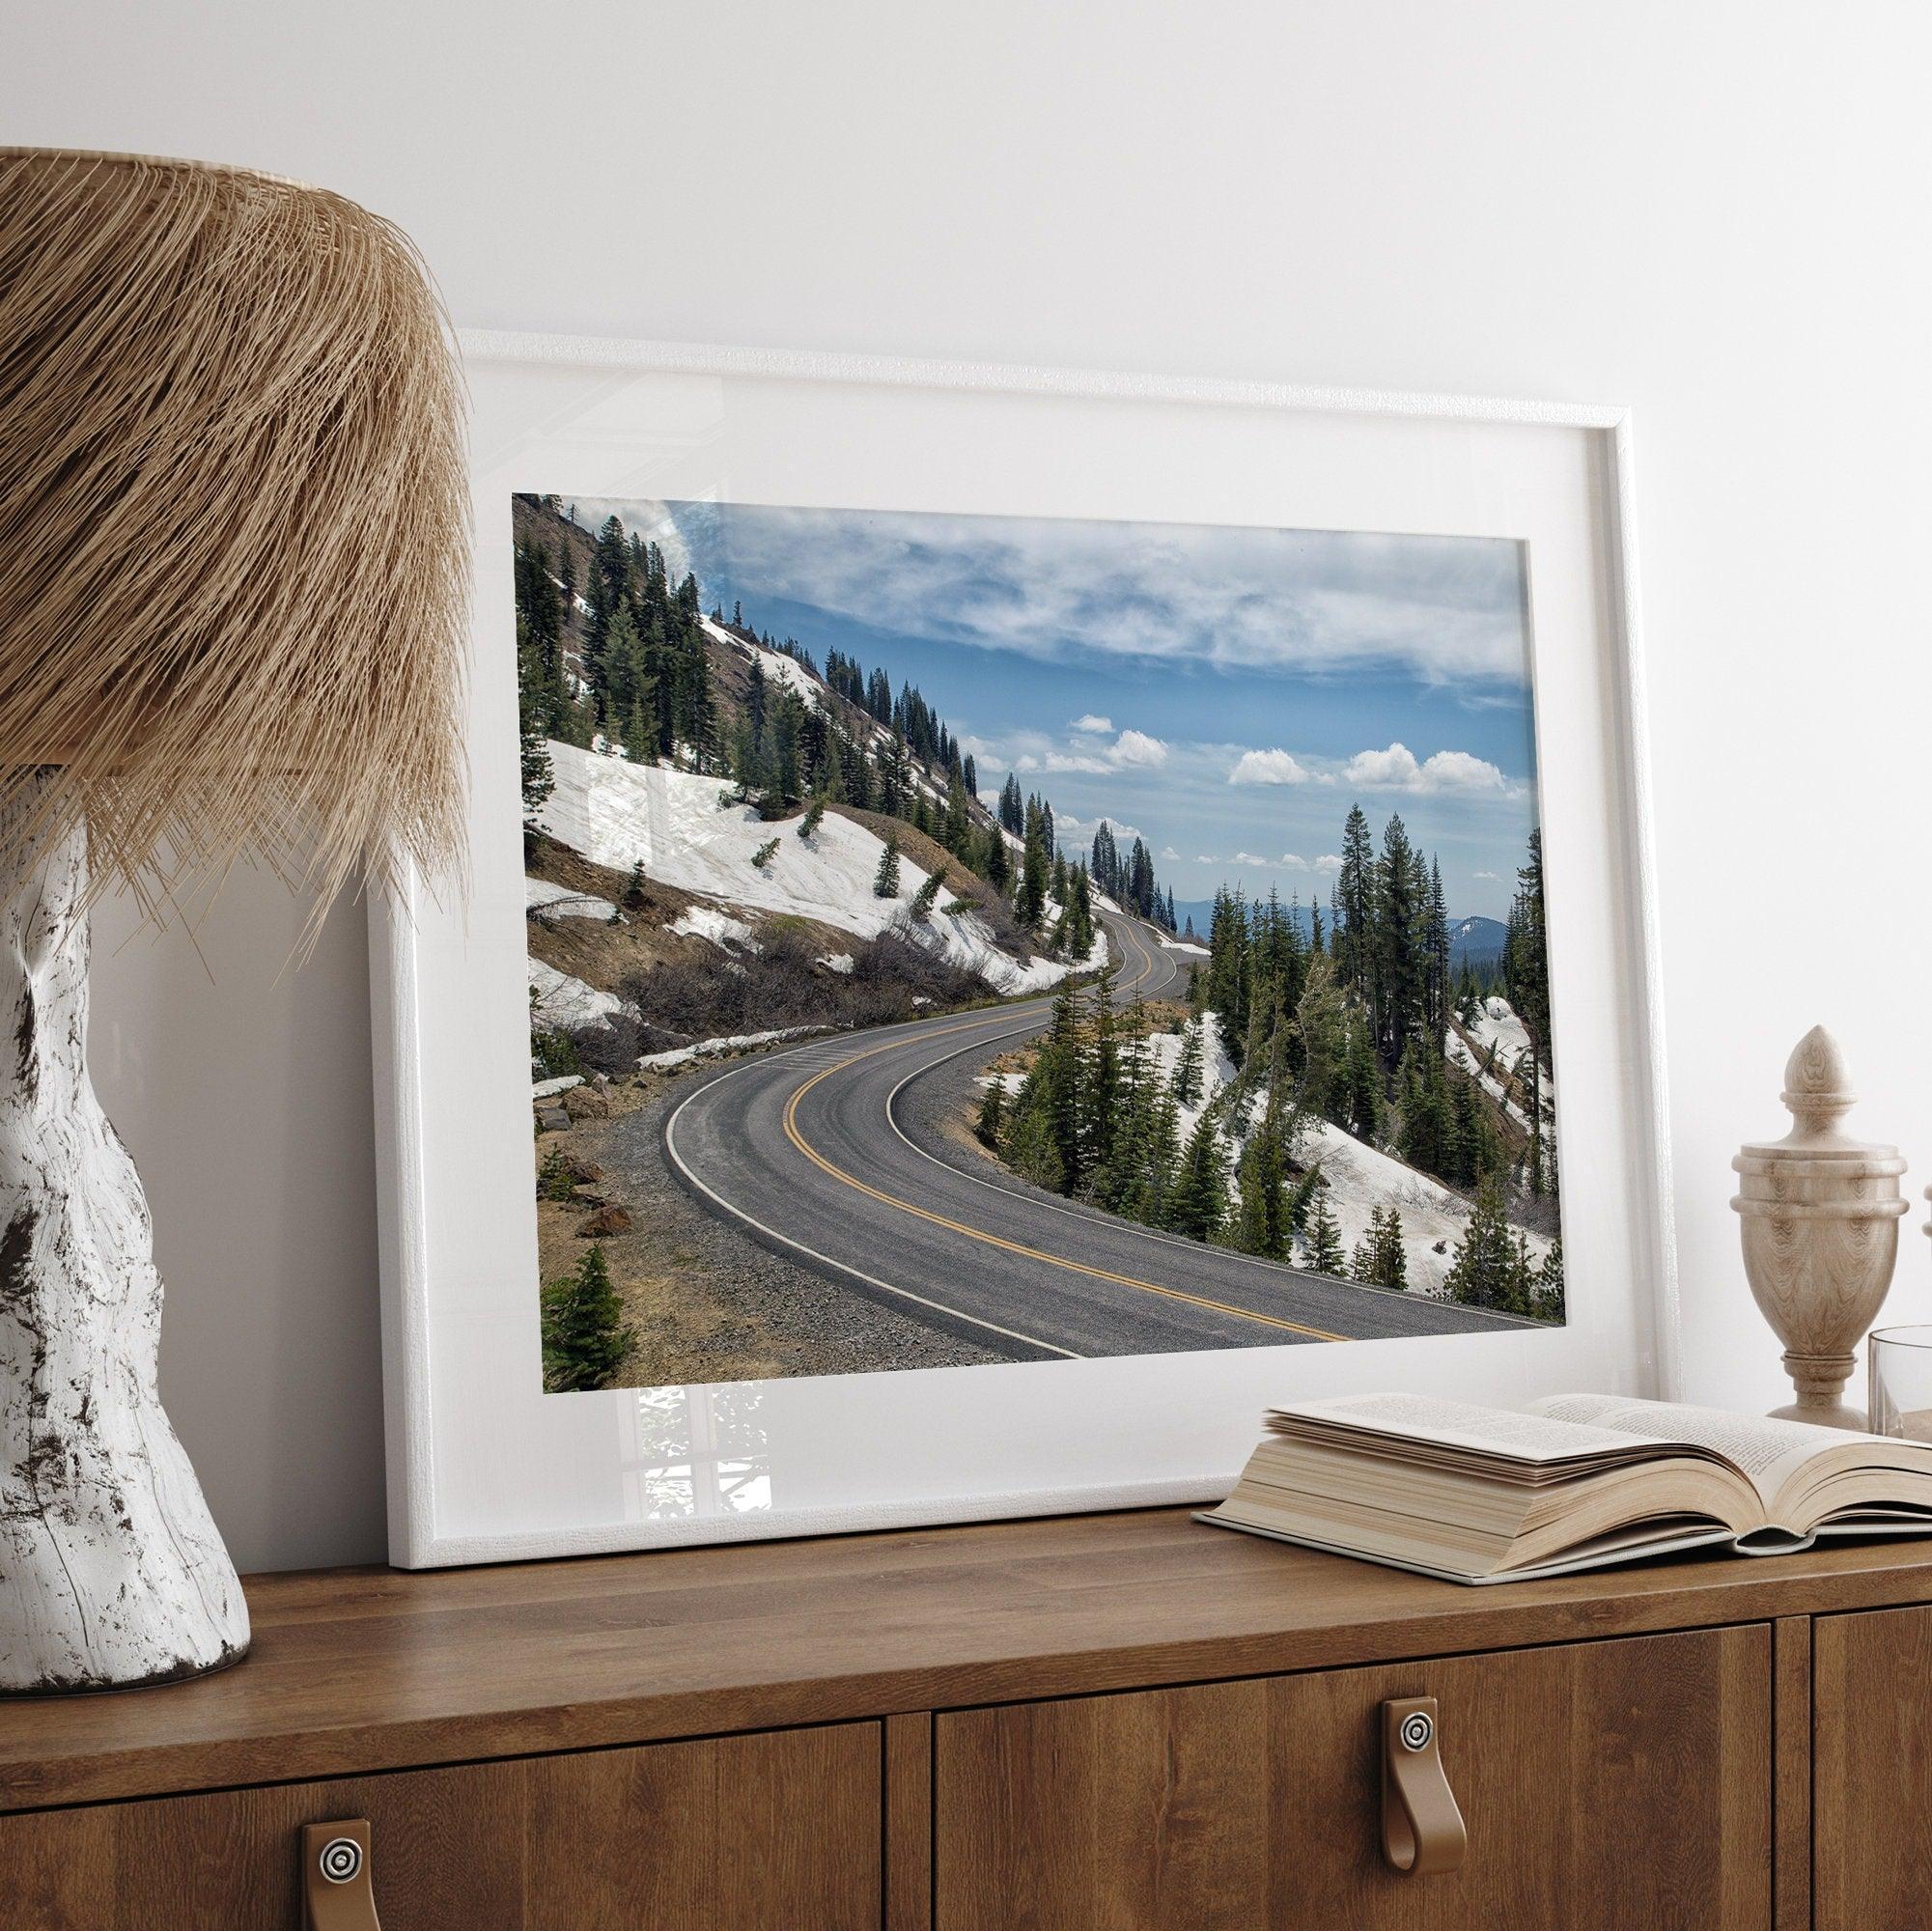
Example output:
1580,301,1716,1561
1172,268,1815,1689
11,1,1931,1572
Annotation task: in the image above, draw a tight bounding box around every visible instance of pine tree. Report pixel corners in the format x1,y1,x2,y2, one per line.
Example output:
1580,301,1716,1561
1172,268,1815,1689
873,832,903,899
1374,813,1421,1063
751,837,780,871
1172,1019,1204,1108
1083,965,1122,1174
798,796,826,841
943,770,972,856
622,859,648,911
1341,1012,1383,1141
1017,796,1050,928
1166,1112,1229,1241
1303,1190,1346,1276
998,772,1024,837
1064,862,1095,960
1292,953,1348,1125
910,865,949,918
1530,1235,1565,1322
1444,1176,1525,1312
1234,1101,1292,1259
516,626,555,826
1351,1205,1409,1289
1041,976,1084,1189
1334,803,1375,994
540,1245,635,1393
1090,821,1119,900
981,820,1012,894
975,1079,1006,1148
1424,856,1451,1044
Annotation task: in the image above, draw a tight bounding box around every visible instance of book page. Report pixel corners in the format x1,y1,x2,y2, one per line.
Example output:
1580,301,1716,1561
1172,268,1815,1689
1529,1394,1854,1504
1272,1392,1667,1464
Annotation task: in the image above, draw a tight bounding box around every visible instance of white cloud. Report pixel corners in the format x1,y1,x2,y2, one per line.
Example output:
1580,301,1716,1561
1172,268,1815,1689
1342,742,1508,795
1193,854,1218,865
1109,728,1168,768
1416,749,1509,794
1228,747,1314,787
1070,714,1112,734
1161,845,1181,861
1057,813,1144,847
1278,853,1311,870
602,499,1531,686
984,724,1168,777
1038,727,1166,773
1314,854,1344,874
1473,869,1501,881
1233,852,1271,867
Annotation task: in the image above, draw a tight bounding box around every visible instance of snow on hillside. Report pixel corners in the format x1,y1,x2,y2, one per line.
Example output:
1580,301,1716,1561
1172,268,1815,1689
1113,1008,1550,1295
537,742,1087,994
1469,994,1532,1067
1445,994,1550,1133
671,906,760,952
1293,1118,1486,1296
530,958,627,1032
526,878,615,922
1134,1014,1235,1145
699,615,823,711
1445,1030,1530,1132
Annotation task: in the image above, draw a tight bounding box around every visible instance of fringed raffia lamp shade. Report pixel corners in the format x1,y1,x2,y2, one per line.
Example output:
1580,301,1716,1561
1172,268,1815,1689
0,150,469,1692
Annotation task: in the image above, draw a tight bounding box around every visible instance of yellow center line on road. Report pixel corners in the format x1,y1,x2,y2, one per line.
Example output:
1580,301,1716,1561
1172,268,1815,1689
777,918,1346,1343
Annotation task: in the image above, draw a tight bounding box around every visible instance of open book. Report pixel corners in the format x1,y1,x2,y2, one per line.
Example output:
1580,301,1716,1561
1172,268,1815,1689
1197,1392,1932,1583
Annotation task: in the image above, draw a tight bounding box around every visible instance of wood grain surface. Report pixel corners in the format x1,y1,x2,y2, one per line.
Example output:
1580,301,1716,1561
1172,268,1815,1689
0,1722,880,1930
935,1624,1772,1929
6,1506,1932,1814
1813,1601,1932,1931
1774,1615,1813,1931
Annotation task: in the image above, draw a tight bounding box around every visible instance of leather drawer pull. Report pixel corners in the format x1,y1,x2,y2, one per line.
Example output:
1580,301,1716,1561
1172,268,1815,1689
1380,1697,1467,1876
302,1820,382,1930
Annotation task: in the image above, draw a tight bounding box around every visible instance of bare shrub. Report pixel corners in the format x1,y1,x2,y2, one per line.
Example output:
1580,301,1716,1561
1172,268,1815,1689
620,928,984,1052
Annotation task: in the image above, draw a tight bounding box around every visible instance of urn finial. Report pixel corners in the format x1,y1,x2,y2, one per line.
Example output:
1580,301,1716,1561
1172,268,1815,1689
1780,1024,1856,1142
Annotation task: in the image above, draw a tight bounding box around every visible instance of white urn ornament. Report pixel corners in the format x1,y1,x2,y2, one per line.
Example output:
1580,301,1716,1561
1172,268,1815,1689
1731,1026,1908,1431
0,149,467,1692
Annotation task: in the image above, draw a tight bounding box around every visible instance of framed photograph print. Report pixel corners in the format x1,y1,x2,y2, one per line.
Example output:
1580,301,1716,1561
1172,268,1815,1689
371,334,1676,1567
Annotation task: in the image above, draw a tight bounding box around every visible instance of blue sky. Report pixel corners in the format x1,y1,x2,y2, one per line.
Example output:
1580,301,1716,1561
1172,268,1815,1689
568,497,1542,920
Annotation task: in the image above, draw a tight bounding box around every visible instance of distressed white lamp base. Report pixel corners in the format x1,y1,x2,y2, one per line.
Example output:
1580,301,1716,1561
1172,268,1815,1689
0,787,248,1693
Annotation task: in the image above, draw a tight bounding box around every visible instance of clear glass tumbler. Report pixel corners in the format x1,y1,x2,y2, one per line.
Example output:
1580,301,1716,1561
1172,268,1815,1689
1866,1325,1932,1440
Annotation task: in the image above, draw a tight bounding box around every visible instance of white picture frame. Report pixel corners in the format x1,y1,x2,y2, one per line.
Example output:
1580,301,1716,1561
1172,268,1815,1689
372,331,1676,1569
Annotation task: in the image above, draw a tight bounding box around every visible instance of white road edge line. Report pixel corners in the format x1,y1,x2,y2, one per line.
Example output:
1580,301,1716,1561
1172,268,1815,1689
663,1059,1083,1360
870,915,1537,1329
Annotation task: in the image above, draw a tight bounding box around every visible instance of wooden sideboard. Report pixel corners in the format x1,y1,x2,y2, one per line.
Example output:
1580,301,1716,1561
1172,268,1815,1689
5,1506,1932,1928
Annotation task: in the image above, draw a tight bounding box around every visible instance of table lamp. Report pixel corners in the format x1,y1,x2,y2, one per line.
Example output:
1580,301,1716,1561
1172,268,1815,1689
0,150,467,1691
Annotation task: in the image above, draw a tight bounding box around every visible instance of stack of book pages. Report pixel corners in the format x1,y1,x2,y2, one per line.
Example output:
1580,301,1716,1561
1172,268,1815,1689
1199,1392,1932,1583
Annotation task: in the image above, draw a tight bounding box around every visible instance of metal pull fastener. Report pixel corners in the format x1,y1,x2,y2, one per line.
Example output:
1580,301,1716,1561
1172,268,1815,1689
1380,1697,1467,1876
302,1819,383,1930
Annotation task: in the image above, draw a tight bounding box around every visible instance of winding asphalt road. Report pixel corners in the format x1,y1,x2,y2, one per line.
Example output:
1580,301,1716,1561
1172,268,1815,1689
661,910,1533,1361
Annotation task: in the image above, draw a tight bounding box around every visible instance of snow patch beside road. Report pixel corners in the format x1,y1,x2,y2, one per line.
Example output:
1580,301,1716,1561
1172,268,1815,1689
639,1024,832,1070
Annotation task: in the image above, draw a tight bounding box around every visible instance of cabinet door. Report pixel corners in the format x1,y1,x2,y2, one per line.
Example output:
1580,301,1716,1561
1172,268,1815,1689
937,1626,1771,1931
1814,1603,1932,1931
0,1721,880,1930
